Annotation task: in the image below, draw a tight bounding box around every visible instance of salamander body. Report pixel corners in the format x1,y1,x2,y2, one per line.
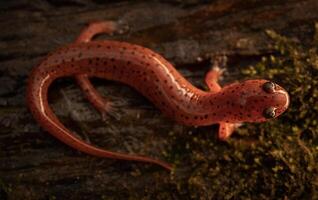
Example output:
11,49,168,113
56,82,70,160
27,21,289,171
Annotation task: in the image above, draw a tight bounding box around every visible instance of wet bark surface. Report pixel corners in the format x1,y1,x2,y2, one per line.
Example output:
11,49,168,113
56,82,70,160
0,0,317,199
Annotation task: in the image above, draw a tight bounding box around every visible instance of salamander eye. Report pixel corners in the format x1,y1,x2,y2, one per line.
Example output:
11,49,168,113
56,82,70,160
263,107,276,119
262,81,275,93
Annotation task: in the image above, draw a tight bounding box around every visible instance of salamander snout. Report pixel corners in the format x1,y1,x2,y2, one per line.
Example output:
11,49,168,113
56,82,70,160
261,81,289,120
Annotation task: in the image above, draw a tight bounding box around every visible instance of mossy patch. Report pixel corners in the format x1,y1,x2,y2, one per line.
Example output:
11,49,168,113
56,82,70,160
167,24,318,199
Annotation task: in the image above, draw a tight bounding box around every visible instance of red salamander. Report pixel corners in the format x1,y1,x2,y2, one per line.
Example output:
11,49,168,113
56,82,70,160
27,21,290,171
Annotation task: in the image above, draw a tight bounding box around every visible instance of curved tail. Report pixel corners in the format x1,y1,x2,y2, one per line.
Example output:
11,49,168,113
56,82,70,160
26,66,173,171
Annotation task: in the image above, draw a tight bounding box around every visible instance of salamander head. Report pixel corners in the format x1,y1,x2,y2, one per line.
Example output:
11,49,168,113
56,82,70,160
218,80,289,123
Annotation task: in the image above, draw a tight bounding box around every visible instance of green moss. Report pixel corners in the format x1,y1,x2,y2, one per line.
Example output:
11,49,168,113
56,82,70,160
168,24,318,199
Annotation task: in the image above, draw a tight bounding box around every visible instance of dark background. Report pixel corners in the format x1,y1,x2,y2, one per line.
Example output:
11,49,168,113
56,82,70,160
0,0,317,199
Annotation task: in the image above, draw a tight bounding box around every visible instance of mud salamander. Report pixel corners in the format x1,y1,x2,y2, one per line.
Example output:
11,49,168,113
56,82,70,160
27,21,290,171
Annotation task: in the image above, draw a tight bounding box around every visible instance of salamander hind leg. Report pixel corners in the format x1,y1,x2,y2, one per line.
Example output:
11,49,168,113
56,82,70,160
76,75,121,121
75,21,120,43
74,21,126,120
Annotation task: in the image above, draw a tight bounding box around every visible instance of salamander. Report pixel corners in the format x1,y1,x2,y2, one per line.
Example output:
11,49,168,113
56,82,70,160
26,21,290,171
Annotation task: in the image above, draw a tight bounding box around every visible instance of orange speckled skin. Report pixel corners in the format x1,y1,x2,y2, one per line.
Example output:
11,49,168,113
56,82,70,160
27,22,289,171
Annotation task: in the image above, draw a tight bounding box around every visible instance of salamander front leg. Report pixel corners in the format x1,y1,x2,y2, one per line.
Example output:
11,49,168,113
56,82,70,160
205,56,241,140
218,122,242,140
204,56,227,93
75,21,127,120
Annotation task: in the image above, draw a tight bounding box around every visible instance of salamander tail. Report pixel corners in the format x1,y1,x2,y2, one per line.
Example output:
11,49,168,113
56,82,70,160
26,66,173,171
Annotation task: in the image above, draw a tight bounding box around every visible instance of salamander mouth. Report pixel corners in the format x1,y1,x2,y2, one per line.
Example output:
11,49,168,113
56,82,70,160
273,88,290,115
276,89,289,108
